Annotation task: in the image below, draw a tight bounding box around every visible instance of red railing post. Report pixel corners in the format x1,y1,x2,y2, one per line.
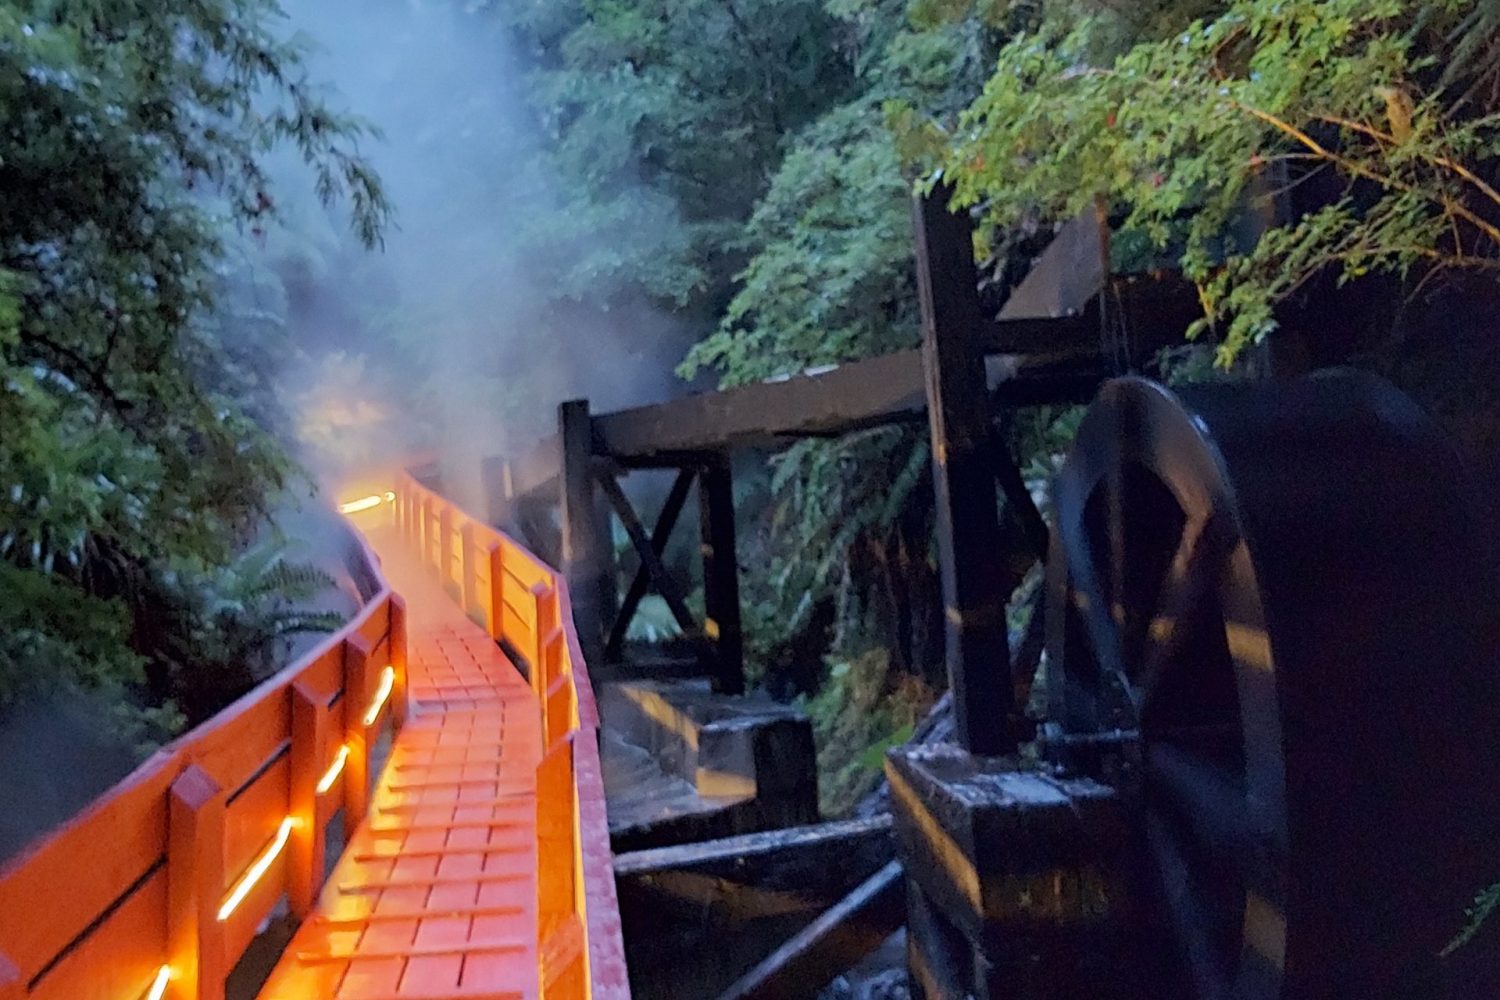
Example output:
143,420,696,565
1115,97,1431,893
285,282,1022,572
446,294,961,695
168,764,226,1000
390,593,409,730
460,522,478,618
438,507,455,587
288,681,329,920
528,583,548,690
343,634,374,824
489,543,506,642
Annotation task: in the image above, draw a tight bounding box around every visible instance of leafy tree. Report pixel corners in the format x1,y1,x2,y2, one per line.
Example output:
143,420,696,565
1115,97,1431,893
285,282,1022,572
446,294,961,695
0,0,387,719
929,0,1500,365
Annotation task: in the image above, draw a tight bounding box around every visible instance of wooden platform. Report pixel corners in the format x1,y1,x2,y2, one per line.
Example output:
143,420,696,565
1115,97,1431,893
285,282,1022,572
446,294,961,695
256,538,543,1000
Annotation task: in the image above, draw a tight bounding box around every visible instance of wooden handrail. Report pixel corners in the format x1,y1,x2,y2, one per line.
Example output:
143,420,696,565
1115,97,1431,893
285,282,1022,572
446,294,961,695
0,526,407,1000
0,471,627,1000
392,471,625,1000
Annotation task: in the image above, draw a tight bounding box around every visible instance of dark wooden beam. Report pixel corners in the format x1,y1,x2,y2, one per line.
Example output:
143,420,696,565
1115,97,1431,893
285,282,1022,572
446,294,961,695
699,454,744,696
594,350,928,459
996,206,1109,324
991,433,1049,562
597,471,700,640
716,860,907,1000
914,184,1017,757
559,400,614,667
605,468,697,662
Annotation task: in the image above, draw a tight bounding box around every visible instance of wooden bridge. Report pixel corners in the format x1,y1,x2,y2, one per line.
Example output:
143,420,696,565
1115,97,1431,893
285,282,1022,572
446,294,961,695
0,473,628,1000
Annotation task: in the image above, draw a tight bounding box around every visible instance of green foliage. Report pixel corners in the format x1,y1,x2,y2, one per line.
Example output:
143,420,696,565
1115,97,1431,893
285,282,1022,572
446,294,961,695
489,0,857,311
801,648,935,817
144,542,344,723
1445,879,1500,957
0,0,384,719
922,0,1500,365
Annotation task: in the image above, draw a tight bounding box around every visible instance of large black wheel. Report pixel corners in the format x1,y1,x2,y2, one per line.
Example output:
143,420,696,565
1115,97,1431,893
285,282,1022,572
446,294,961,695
1045,371,1500,1000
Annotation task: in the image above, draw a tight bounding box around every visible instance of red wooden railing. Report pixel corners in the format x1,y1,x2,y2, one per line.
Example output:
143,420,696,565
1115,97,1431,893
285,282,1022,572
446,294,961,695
0,472,628,1000
392,472,628,1000
0,532,406,1000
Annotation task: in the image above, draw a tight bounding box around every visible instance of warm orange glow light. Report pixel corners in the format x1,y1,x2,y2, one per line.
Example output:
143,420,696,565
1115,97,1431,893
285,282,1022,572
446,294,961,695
145,965,171,1000
363,666,395,726
338,494,385,515
217,817,295,921
316,745,350,795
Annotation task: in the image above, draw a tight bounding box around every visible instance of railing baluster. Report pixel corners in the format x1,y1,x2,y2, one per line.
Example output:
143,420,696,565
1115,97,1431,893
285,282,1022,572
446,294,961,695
342,635,374,824
390,594,409,731
489,543,506,643
168,765,226,1000
288,681,330,920
438,508,454,588
460,522,478,618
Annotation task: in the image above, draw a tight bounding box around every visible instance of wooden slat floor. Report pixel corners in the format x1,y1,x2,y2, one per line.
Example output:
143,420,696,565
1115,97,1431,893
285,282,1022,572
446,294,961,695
256,535,542,1000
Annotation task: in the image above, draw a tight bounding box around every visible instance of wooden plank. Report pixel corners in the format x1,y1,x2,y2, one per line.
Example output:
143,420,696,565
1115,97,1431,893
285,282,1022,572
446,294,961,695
30,866,169,1000
222,753,291,889
914,184,1016,756
606,468,695,662
168,765,225,1000
698,455,744,695
0,752,177,981
995,208,1108,323
717,861,907,1000
594,350,927,459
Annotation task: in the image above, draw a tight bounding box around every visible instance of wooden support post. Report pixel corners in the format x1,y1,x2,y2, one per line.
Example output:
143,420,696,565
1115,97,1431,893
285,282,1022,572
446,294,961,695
606,468,695,661
390,593,409,730
699,455,744,695
488,543,506,643
913,184,1016,756
559,400,614,667
460,522,479,618
342,634,374,824
168,764,226,1000
438,507,455,588
289,682,329,919
528,582,549,682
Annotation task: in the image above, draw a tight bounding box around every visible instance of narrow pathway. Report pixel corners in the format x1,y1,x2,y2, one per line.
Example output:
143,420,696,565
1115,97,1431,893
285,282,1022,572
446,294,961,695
256,532,542,1000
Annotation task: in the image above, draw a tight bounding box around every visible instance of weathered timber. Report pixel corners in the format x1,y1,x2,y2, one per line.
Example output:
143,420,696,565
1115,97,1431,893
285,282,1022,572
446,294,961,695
606,468,697,661
601,680,818,850
560,400,615,666
717,860,907,1000
914,185,1015,756
995,208,1109,324
597,470,700,641
886,745,1143,1000
614,817,895,1000
698,454,745,695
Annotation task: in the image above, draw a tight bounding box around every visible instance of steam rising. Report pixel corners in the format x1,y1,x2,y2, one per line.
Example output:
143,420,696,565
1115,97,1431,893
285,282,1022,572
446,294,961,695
272,0,693,509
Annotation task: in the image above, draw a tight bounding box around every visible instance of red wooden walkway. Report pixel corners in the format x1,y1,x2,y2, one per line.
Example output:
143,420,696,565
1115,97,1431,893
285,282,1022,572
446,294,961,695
256,537,543,1000
0,473,628,1000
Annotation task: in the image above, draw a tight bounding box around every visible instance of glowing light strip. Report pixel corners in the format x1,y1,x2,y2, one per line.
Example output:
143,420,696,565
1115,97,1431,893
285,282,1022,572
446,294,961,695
338,494,384,514
217,817,295,921
363,666,395,726
316,745,350,795
145,965,171,1000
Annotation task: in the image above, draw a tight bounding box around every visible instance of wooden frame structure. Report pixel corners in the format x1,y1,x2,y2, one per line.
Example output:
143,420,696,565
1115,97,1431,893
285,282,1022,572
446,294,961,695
492,186,1198,746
